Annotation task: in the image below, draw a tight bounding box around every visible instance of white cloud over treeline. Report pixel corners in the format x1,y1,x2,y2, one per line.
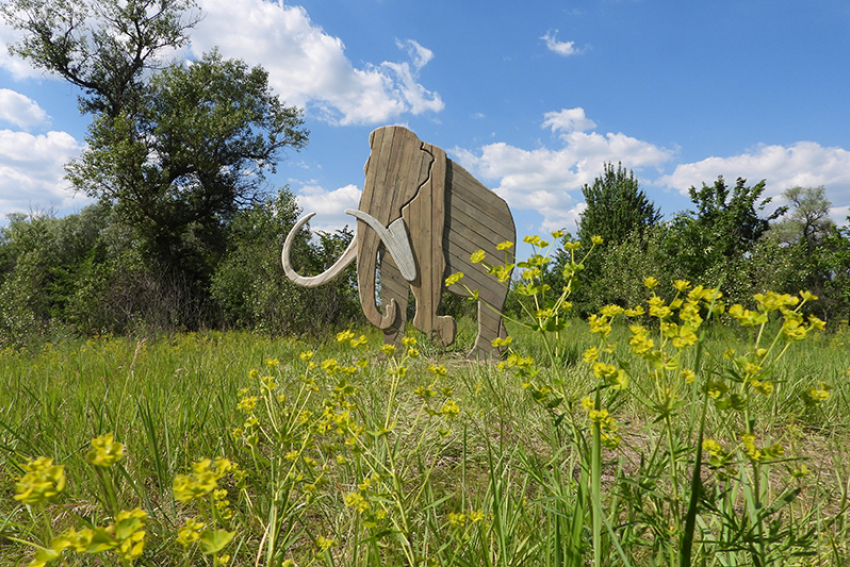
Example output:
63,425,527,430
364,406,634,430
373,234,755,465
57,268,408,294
453,109,850,233
0,130,85,215
453,108,674,232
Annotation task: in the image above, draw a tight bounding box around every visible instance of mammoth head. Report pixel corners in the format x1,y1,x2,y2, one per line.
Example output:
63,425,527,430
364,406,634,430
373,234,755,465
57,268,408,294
281,126,440,329
354,126,436,328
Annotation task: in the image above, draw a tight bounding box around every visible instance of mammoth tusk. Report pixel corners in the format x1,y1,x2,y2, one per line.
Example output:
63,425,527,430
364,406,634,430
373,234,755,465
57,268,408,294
282,213,358,287
345,209,417,282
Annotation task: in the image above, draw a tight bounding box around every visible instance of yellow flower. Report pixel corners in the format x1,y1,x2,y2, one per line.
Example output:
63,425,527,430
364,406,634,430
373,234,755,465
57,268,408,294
14,457,66,506
316,536,336,551
448,512,467,527
407,348,420,358
588,408,609,423
237,396,258,412
85,433,126,468
702,439,723,456
441,400,461,418
445,272,464,286
644,276,659,289
469,509,486,523
580,396,594,411
380,344,397,356
582,346,599,364
470,250,486,263
344,492,371,513
402,336,417,347
265,358,280,367
523,235,541,245
300,350,314,361
680,369,695,383
600,305,624,317
428,364,448,376
496,240,514,251
805,381,831,404
336,330,355,342
673,279,691,292
799,290,818,302
591,235,604,245
750,379,774,397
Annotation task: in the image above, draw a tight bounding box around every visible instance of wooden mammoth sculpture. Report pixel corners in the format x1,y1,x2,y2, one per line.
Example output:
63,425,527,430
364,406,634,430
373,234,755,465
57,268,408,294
282,126,516,358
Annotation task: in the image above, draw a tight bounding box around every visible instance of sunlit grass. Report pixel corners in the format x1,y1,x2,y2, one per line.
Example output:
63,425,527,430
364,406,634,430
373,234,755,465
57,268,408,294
2,240,850,566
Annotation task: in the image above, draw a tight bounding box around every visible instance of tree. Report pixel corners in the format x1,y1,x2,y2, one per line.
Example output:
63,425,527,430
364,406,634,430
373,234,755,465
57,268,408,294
576,162,662,247
1,0,201,118
65,50,308,275
556,162,661,313
769,186,835,251
663,177,786,285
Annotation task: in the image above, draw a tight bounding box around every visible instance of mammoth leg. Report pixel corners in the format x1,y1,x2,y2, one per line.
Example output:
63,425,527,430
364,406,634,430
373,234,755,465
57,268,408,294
469,285,510,359
379,250,408,348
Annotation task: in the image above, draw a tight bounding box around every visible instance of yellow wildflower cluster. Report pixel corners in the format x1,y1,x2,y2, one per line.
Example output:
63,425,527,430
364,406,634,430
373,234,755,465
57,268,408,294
85,433,126,468
739,433,785,463
337,330,369,349
447,509,486,528
14,457,66,506
38,508,148,567
343,474,388,528
581,400,621,449
173,457,237,504
728,291,824,341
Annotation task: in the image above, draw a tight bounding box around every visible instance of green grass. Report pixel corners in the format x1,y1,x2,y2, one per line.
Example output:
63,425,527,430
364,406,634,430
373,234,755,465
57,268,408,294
1,312,849,566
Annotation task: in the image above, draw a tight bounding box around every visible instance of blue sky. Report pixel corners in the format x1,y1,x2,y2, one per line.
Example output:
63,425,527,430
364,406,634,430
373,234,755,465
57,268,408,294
2,0,850,243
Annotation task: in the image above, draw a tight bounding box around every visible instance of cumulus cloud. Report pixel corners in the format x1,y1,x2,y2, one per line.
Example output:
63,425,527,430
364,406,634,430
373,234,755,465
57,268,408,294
541,30,579,56
656,141,850,223
190,0,443,125
0,130,87,216
452,108,674,232
0,89,49,129
543,108,596,135
295,183,361,233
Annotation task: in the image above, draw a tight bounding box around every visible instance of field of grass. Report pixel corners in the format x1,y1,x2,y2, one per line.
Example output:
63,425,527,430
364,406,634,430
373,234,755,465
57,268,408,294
2,289,849,567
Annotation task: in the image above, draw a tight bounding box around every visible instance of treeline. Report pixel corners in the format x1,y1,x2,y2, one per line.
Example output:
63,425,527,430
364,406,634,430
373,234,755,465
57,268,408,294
545,164,850,326
0,191,362,345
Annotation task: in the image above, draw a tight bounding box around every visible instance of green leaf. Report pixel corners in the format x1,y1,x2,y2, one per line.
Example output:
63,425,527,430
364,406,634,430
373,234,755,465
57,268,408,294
199,529,235,555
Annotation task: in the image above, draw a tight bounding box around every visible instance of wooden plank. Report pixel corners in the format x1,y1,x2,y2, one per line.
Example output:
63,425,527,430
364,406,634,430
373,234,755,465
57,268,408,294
447,161,514,223
445,207,513,252
444,240,507,300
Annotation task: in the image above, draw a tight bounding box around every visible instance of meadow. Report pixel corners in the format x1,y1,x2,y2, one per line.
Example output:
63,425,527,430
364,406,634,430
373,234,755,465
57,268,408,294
2,241,850,567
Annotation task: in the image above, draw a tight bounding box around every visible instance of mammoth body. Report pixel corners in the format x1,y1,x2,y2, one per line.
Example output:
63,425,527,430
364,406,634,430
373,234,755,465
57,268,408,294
283,126,516,358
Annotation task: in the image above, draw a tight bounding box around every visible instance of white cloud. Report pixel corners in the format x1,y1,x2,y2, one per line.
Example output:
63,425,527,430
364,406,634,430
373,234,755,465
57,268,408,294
541,30,579,56
543,108,596,134
452,109,673,232
295,183,361,233
0,129,88,217
0,21,48,80
0,89,49,129
656,141,850,222
191,0,443,125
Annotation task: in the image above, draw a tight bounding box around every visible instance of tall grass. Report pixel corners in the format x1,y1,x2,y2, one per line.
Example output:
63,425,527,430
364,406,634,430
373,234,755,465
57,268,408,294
2,241,850,566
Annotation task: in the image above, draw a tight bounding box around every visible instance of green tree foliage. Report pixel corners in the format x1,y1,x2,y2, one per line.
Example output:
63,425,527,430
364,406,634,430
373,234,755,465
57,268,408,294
65,50,308,281
0,0,201,117
0,193,363,343
3,0,309,330
576,162,662,247
555,162,661,313
769,186,835,251
210,189,362,335
663,177,786,289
